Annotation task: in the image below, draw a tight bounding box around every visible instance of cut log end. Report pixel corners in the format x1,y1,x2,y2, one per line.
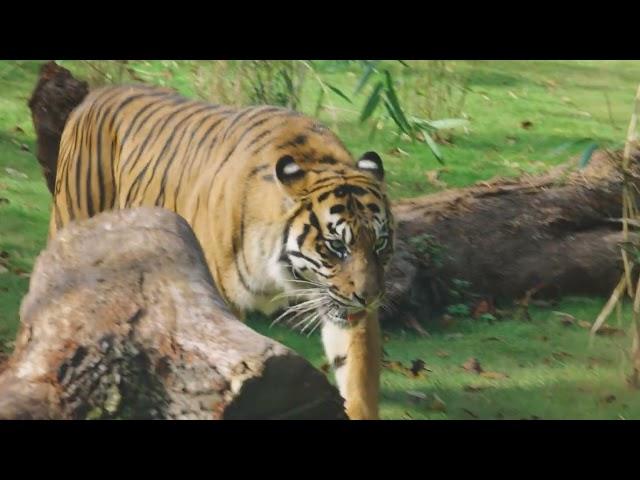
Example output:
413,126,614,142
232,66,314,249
0,208,346,420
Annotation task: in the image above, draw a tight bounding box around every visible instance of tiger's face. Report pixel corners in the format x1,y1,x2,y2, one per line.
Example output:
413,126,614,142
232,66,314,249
277,151,394,327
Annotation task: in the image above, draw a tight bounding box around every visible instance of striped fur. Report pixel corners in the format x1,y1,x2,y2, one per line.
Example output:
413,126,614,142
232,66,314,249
50,84,395,419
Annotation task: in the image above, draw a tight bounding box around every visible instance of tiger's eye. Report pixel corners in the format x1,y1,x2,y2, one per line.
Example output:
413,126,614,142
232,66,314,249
375,236,388,252
327,239,347,257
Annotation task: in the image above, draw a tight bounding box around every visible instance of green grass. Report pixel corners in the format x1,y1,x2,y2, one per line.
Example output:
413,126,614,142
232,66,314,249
1,60,640,419
249,298,640,420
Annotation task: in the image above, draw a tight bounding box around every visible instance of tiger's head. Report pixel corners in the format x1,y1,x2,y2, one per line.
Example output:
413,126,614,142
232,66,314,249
276,149,394,328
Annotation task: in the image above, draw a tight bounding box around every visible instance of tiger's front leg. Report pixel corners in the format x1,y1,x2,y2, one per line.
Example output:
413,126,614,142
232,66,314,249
321,312,382,420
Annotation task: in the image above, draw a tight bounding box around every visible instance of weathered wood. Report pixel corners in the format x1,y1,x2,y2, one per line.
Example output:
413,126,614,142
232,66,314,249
0,208,346,419
28,61,89,194
383,148,639,325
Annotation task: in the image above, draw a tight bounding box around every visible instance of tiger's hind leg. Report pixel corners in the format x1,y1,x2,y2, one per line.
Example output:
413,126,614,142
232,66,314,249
321,313,381,420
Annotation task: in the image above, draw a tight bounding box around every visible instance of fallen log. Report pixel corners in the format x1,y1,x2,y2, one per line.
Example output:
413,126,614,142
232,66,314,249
27,61,638,329
28,61,89,194
0,207,346,419
383,148,640,325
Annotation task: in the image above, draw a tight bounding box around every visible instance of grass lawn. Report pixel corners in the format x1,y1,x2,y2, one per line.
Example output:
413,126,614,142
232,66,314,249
1,60,640,419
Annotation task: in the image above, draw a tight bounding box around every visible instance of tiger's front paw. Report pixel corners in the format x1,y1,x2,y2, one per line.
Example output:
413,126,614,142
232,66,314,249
345,397,379,420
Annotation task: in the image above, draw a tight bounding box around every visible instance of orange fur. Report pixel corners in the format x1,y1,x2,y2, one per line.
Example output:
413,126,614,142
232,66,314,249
344,313,381,420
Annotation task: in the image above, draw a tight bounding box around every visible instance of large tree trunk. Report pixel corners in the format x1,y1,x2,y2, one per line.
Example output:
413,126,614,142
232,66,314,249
27,61,637,329
0,208,346,419
383,148,639,325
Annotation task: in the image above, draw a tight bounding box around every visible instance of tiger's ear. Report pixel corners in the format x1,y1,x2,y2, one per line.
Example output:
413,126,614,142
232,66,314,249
275,155,306,197
357,151,384,181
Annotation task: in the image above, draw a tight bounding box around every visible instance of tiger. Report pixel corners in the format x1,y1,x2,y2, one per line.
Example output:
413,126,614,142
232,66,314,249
49,84,395,420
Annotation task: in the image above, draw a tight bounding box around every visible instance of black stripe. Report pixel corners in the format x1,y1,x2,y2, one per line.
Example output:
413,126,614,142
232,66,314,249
277,134,308,149
171,109,223,209
117,98,197,191
118,104,178,188
250,112,296,154
190,196,200,224
238,177,252,279
125,99,197,171
94,102,118,213
210,108,280,183
332,355,346,370
296,223,311,247
222,107,257,140
334,184,368,197
75,105,91,212
234,116,273,145
195,113,234,152
54,203,61,230
85,122,95,216
319,155,337,164
142,105,215,206
306,175,382,196
232,236,260,295
89,89,134,213
248,164,270,177
117,92,179,146
287,250,321,269
60,116,80,220
311,268,333,279
116,101,181,194
367,187,383,199
123,170,144,207
109,136,117,208
157,106,216,201
280,204,307,262
246,130,271,151
212,263,230,305
309,211,321,231
367,203,381,213
318,190,333,202
78,101,101,214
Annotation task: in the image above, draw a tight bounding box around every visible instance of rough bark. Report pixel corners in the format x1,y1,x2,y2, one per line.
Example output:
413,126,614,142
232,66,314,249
28,61,89,194
0,208,346,419
382,148,639,325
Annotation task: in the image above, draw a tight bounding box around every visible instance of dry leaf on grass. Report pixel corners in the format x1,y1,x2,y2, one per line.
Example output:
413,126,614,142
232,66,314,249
578,320,592,329
384,359,430,378
602,394,616,404
595,325,625,337
462,357,483,374
553,311,577,326
464,384,488,393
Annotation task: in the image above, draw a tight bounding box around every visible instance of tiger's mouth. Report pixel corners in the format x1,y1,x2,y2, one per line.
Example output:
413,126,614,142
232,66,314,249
324,297,370,327
274,283,375,331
